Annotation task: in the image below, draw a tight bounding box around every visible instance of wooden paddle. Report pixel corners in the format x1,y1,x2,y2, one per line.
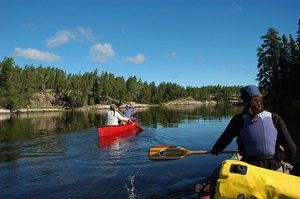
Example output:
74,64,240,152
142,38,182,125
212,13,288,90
117,109,145,131
148,146,238,161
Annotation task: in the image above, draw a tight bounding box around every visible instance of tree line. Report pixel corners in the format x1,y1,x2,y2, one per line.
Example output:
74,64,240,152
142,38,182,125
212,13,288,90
0,56,242,110
257,19,300,107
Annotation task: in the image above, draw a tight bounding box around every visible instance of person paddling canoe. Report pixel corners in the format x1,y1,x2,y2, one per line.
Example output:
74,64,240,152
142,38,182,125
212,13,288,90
208,85,298,197
123,102,136,118
105,104,129,125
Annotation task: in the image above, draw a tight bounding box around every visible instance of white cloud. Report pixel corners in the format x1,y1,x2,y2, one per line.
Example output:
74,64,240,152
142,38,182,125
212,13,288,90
90,43,116,63
75,26,98,43
46,30,77,48
12,48,62,62
125,54,146,64
163,52,177,58
46,26,98,48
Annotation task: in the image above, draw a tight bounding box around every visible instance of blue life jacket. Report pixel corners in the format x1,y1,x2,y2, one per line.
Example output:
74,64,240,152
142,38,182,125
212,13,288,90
239,111,278,156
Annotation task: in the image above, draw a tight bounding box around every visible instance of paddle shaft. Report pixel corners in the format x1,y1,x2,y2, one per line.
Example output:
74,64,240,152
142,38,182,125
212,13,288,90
148,146,238,161
118,109,134,123
117,109,145,131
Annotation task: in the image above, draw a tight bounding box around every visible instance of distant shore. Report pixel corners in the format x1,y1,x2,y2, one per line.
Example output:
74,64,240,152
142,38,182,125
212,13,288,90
0,104,148,114
0,99,241,115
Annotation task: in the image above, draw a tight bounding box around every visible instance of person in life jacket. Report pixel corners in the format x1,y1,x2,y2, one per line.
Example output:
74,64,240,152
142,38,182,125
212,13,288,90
206,85,298,198
210,85,297,170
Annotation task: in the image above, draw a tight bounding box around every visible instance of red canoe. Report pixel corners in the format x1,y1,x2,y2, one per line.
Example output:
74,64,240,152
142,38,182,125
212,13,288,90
97,118,139,137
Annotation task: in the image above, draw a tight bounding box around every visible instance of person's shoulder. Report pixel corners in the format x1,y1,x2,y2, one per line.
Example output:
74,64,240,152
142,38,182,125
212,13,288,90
270,112,282,121
232,113,243,119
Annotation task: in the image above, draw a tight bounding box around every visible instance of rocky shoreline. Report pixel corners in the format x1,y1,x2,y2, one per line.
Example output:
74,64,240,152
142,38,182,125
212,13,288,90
0,108,64,114
0,99,241,115
0,103,152,115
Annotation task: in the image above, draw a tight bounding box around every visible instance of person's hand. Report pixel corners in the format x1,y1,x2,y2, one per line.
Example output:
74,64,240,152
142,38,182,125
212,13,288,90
130,102,133,107
209,148,218,156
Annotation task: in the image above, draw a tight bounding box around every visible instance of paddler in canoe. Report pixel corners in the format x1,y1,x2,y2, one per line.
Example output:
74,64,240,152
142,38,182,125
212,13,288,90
105,104,129,125
123,102,136,118
206,85,298,198
105,103,144,131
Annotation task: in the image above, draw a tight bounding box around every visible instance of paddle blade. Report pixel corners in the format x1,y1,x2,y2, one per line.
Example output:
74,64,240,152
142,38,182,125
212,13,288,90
148,146,192,161
134,124,145,131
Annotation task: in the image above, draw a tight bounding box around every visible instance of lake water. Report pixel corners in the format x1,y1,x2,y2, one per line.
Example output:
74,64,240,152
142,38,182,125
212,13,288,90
0,106,299,199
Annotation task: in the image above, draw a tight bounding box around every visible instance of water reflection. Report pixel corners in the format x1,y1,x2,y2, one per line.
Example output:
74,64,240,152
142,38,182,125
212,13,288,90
0,106,243,142
0,105,299,199
138,105,243,128
1,105,299,162
98,130,138,147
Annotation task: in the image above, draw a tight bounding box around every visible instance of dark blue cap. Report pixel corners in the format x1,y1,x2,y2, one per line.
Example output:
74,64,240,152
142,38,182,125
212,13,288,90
240,85,261,102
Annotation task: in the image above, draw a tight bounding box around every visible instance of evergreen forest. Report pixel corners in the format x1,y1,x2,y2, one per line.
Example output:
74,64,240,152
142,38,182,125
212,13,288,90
0,56,242,110
1,19,300,110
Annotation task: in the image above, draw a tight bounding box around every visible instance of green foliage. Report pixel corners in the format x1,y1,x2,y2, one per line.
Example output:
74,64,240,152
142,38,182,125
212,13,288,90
257,19,300,107
0,57,245,110
0,57,27,110
257,27,282,96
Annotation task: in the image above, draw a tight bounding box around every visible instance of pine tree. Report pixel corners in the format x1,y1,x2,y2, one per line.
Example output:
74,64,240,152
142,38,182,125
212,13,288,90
294,19,300,92
0,57,26,109
279,34,291,90
257,27,282,98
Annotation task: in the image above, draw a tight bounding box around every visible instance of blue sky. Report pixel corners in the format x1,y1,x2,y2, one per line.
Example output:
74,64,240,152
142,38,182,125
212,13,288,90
1,0,299,88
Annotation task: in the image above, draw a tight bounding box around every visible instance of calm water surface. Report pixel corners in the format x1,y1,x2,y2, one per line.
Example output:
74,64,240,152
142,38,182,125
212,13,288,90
0,106,299,199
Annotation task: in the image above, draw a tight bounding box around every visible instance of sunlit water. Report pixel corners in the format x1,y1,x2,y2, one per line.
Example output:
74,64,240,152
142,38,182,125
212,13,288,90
0,106,299,198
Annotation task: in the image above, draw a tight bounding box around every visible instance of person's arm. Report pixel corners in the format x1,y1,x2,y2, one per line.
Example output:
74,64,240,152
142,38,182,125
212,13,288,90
272,113,297,156
131,107,136,112
116,112,129,121
211,114,243,154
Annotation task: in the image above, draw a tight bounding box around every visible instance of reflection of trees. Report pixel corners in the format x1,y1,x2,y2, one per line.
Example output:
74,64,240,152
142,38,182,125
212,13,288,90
138,106,244,129
0,114,10,121
0,111,107,163
0,106,244,163
0,106,243,144
0,111,107,143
